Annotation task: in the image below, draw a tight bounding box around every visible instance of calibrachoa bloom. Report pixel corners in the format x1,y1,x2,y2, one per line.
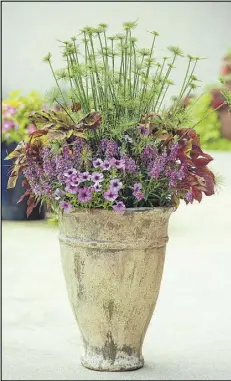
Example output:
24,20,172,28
101,160,111,171
91,172,104,183
110,179,122,192
93,183,102,192
110,158,125,170
78,187,92,203
69,174,81,187
59,200,72,213
104,189,118,202
132,183,142,193
64,168,77,178
80,172,91,181
65,183,79,194
113,201,126,213
93,158,103,168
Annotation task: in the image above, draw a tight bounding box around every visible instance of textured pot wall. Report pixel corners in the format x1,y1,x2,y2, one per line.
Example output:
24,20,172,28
59,208,173,371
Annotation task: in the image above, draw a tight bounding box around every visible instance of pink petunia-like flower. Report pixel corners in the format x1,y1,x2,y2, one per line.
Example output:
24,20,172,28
112,201,126,213
78,187,92,203
101,160,111,171
110,179,123,192
65,183,79,194
93,158,103,168
110,158,125,170
59,200,72,213
2,119,15,131
80,171,91,182
93,182,102,192
132,182,142,193
91,172,104,183
70,174,81,187
64,168,77,178
104,189,118,202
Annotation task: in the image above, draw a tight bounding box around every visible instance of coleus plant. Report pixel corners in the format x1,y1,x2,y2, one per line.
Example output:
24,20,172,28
5,22,231,216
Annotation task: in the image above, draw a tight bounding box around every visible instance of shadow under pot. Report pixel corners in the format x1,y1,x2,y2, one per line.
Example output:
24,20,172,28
1,142,45,221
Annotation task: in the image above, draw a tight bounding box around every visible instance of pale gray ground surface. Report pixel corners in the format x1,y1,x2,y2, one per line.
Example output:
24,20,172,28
2,152,231,380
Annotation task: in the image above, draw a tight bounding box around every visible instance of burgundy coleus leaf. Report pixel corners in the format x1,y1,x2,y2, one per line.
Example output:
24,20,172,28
176,128,199,143
191,145,213,167
196,167,215,196
22,178,31,190
26,194,39,217
177,140,194,165
17,190,31,204
191,188,203,202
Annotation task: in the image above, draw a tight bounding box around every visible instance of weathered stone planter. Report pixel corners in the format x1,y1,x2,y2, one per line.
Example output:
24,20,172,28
59,207,173,371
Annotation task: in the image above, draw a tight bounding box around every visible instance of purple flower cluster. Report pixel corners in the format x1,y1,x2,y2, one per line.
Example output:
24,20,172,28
165,163,187,187
121,155,137,174
141,145,158,164
63,169,94,202
150,154,168,179
43,147,57,180
167,143,179,162
20,127,192,214
100,139,118,158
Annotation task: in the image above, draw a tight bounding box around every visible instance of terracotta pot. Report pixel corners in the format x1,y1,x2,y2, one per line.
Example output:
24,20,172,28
59,207,173,371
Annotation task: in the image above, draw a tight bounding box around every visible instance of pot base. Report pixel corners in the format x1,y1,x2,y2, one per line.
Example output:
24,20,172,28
81,353,144,372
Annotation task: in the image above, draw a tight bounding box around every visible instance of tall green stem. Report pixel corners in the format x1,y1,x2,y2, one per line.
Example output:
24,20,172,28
153,54,177,111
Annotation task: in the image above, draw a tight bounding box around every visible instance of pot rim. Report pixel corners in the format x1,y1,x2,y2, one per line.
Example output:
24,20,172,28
60,206,176,216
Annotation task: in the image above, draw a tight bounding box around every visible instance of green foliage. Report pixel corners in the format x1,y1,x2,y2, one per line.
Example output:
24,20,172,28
186,92,231,150
2,90,44,144
43,22,205,139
